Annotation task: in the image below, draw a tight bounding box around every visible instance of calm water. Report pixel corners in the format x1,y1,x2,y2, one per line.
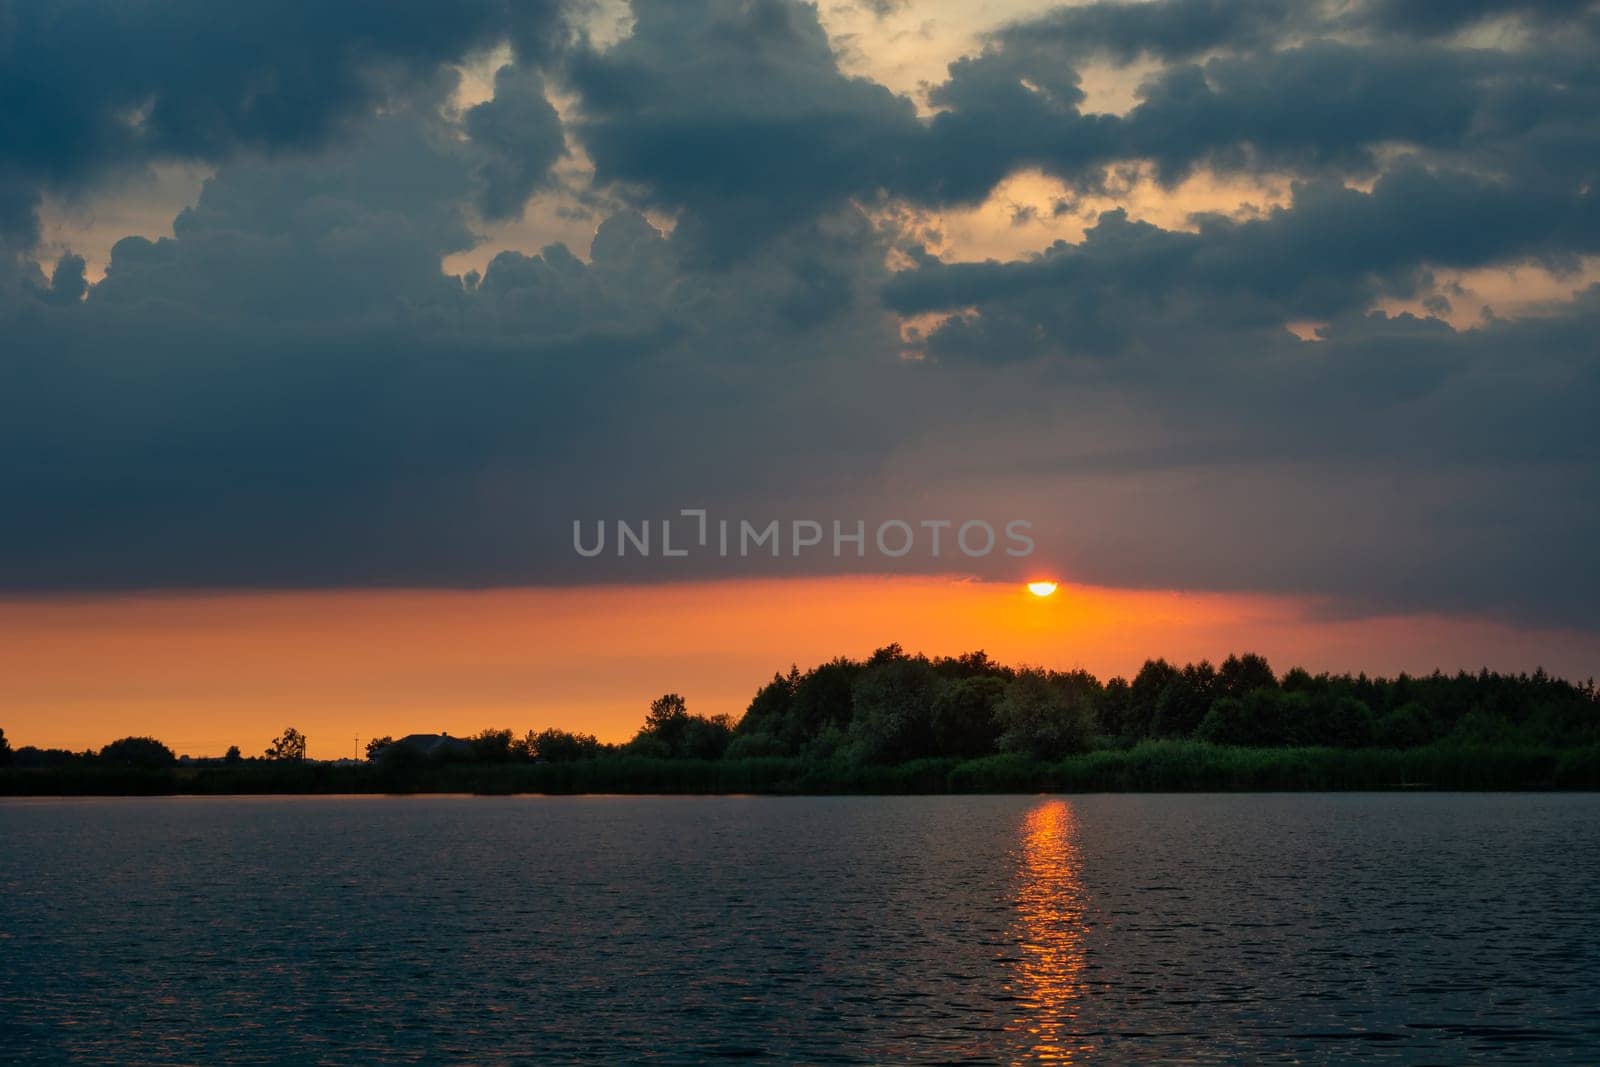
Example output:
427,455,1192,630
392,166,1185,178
2,794,1597,1065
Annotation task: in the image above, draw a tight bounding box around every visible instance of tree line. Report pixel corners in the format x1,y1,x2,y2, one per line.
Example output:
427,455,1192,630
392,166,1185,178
3,647,1596,774
711,646,1599,762
398,646,1598,768
1,726,305,770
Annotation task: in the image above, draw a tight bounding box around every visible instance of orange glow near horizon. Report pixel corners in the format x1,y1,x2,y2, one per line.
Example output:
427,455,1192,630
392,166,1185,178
1,575,1597,760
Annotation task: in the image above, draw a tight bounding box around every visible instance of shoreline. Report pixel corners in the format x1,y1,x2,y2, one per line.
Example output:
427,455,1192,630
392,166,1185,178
5,740,1597,796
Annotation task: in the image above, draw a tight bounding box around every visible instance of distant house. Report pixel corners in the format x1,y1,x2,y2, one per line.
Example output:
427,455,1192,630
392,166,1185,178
372,734,474,761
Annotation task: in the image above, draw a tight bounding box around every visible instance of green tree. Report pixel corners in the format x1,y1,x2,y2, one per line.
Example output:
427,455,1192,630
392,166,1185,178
995,668,1095,760
1196,697,1249,746
264,727,307,761
931,676,1006,758
99,736,176,768
1198,691,1303,747
1375,702,1434,748
1097,677,1132,738
1304,695,1376,748
790,659,859,739
738,668,799,754
848,655,939,762
724,732,786,759
1152,661,1217,737
1126,659,1181,740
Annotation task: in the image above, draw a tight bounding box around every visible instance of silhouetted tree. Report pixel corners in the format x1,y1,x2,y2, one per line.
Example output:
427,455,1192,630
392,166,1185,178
637,693,690,752
737,668,799,754
1217,653,1278,700
867,642,908,666
792,659,858,739
364,736,395,761
99,736,177,768
0,726,11,766
1097,677,1132,738
531,728,603,762
680,714,735,760
1280,667,1316,693
265,727,307,761
224,745,243,764
470,728,514,761
630,693,735,760
725,648,1600,758
13,746,75,768
1127,659,1181,740
1152,660,1217,737
931,649,1013,682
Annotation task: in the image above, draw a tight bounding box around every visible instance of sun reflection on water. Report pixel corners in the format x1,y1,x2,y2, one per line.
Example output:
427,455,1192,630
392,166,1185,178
1009,800,1090,1064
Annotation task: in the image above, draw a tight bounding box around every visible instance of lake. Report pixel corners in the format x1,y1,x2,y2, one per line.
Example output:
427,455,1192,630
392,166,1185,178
2,794,1597,1064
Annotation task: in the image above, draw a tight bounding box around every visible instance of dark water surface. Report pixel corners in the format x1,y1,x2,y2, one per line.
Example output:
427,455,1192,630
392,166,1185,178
2,794,1597,1064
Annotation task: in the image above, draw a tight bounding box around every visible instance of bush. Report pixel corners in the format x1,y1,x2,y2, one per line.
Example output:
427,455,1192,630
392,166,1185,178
99,736,177,769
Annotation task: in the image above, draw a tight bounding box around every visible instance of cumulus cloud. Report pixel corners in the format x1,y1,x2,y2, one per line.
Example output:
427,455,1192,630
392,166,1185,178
466,65,567,220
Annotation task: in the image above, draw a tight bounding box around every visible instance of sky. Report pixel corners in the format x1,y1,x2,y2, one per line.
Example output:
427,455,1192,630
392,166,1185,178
3,0,1598,758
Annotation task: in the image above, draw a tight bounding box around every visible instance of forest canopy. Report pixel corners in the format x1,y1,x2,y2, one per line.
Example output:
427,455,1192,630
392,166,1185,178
4,649,1597,793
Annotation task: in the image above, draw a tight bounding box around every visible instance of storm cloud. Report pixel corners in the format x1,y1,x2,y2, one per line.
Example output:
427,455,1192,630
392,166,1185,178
2,0,1598,630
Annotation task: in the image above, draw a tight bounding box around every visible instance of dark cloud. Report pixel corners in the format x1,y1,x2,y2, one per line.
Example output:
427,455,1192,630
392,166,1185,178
994,0,1600,60
886,164,1600,357
988,0,1302,65
0,0,567,241
565,0,924,260
2,0,1599,631
0,95,924,590
560,0,1598,270
465,65,567,219
1360,0,1599,37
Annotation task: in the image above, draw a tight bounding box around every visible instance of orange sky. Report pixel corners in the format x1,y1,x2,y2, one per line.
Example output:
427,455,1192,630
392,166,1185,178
2,575,1595,760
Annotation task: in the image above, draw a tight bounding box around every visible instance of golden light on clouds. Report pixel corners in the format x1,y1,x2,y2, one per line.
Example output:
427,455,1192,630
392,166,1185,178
871,163,1292,270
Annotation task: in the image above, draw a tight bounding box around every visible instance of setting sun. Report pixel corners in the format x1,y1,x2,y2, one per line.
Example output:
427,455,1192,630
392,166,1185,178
1027,581,1059,597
